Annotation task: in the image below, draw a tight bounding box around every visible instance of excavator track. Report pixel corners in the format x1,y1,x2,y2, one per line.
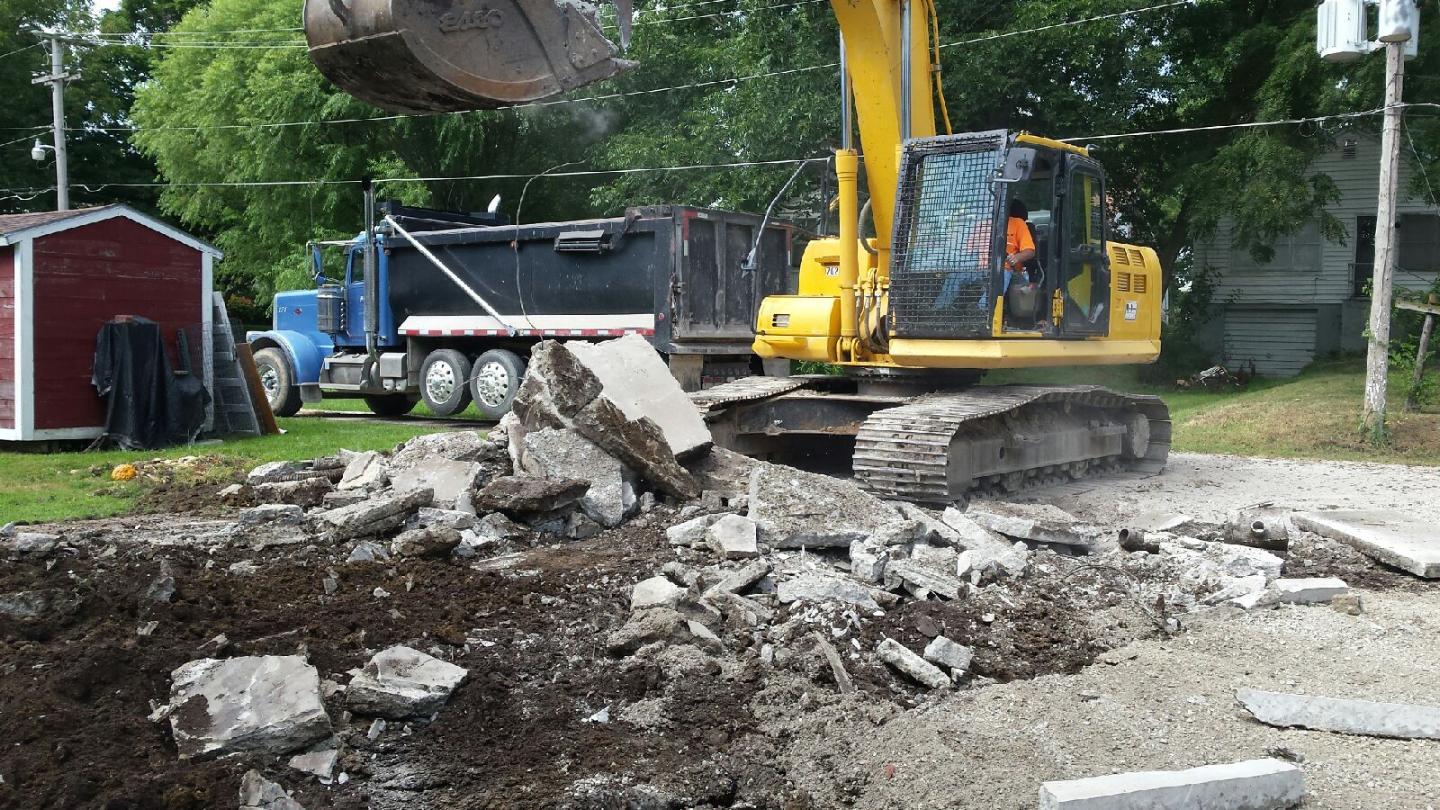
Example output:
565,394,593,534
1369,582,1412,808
851,386,1170,504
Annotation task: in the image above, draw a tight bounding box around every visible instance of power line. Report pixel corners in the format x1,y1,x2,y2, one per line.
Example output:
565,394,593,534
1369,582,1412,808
0,42,43,61
82,26,303,37
1061,104,1404,142
49,0,1196,135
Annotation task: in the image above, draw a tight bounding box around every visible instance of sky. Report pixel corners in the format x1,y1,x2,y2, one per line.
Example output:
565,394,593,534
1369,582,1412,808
91,0,122,13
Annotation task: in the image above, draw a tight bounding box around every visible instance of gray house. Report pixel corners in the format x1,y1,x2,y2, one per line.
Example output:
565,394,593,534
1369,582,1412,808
1192,132,1439,376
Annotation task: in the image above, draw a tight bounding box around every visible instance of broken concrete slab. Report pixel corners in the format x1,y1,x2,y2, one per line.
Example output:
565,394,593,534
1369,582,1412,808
923,636,973,673
686,446,759,501
748,462,903,549
389,430,491,472
886,560,962,600
1292,510,1440,578
512,339,702,499
238,503,304,527
1272,577,1349,605
346,645,468,719
565,335,711,458
411,507,476,531
474,475,588,515
239,769,306,810
940,507,1013,550
876,638,950,689
520,428,637,527
895,502,963,546
667,513,725,547
606,607,689,654
1236,687,1440,740
253,477,333,508
338,450,387,491
247,461,329,486
777,572,881,611
704,559,771,597
163,655,332,759
956,540,1030,582
391,459,483,512
632,576,685,610
1038,758,1304,810
706,513,759,559
288,747,338,782
5,531,59,558
390,525,462,559
849,537,889,584
311,488,433,542
965,502,1093,548
347,540,390,563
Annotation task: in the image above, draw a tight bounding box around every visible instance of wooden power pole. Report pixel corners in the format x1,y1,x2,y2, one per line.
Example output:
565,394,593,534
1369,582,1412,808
1361,40,1406,443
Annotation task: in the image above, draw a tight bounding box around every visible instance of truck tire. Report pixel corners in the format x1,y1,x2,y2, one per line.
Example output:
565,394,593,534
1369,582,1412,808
364,394,419,417
420,348,474,416
470,349,526,420
253,346,302,417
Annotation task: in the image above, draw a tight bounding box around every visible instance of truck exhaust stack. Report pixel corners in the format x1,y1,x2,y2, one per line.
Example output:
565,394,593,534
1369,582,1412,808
303,0,636,113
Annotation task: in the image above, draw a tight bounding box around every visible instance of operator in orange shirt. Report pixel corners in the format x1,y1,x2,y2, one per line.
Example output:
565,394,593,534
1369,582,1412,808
1002,198,1037,293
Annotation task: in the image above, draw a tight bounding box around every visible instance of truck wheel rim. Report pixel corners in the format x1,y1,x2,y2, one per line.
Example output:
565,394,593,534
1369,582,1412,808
258,363,280,399
426,361,457,403
474,361,509,408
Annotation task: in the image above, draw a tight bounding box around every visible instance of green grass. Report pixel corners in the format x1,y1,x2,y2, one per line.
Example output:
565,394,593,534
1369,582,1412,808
0,416,453,524
301,398,491,420
990,357,1440,465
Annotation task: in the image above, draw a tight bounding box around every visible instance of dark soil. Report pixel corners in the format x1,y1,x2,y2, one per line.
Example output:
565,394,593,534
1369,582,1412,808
1282,532,1427,591
0,519,800,810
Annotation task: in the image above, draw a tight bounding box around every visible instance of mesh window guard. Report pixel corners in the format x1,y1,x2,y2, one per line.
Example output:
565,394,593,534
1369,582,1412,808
888,131,1008,339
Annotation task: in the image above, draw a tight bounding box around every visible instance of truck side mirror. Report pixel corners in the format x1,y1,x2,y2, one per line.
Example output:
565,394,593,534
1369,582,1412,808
995,147,1037,184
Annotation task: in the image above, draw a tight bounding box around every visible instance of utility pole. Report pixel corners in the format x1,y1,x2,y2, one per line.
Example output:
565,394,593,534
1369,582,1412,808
31,35,73,211
1360,39,1406,443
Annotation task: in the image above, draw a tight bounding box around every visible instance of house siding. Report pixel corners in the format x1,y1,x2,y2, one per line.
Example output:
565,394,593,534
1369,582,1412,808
1194,133,1440,375
0,245,12,429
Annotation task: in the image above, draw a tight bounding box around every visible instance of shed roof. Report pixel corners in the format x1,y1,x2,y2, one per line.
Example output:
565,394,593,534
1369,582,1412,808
0,204,222,257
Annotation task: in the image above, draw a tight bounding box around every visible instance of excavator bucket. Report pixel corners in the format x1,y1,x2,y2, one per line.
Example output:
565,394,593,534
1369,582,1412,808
304,0,636,113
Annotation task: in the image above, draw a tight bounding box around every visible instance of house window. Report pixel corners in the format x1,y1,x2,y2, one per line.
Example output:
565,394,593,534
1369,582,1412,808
1354,213,1440,297
1354,215,1376,297
1342,138,1358,159
1399,213,1440,273
1230,220,1321,273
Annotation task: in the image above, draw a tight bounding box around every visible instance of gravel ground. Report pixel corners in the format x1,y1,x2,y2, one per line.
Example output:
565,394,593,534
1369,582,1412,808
1045,451,1440,525
771,588,1440,809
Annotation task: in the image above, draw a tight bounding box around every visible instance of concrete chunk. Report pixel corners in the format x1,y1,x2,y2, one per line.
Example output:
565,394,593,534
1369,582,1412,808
1272,577,1349,604
390,525,462,559
922,636,973,673
667,513,724,547
704,559,771,596
391,458,483,512
1292,510,1440,578
521,427,637,527
706,514,759,559
965,502,1092,548
1237,687,1440,740
1039,758,1304,810
777,572,881,611
886,560,962,600
239,769,306,810
311,488,433,541
606,607,688,654
513,338,703,498
346,645,468,719
474,475,588,514
849,537,889,584
941,507,1013,549
164,655,331,759
632,576,684,610
338,450,387,491
748,462,903,549
876,638,950,689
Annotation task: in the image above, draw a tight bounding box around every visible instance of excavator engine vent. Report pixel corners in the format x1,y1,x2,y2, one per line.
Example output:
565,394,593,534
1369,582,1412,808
888,131,1008,339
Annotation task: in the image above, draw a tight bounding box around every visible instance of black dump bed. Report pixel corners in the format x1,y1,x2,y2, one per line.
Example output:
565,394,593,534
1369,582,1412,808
387,205,797,352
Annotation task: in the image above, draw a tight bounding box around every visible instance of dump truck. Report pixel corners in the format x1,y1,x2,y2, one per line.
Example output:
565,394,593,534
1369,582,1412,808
247,201,797,418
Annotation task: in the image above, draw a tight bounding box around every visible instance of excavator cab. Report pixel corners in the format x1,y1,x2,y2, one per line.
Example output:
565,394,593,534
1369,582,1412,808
304,0,636,113
887,131,1112,341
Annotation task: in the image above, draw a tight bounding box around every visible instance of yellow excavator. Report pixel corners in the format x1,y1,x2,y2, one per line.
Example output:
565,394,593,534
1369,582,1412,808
303,0,1170,503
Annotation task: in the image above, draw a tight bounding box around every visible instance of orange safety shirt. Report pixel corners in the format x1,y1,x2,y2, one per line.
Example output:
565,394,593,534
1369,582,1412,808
1004,216,1036,271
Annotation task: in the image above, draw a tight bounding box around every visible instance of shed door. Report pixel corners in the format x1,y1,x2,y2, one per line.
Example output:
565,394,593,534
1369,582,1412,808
1224,308,1317,377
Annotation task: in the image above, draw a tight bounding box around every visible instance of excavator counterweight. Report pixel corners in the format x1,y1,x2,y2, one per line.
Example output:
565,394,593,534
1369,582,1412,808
304,0,635,113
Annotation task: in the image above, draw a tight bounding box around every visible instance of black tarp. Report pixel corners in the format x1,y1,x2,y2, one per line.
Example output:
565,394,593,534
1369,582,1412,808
90,318,210,450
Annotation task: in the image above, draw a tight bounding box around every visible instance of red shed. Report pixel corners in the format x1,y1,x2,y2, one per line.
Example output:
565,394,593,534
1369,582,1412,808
0,205,221,443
